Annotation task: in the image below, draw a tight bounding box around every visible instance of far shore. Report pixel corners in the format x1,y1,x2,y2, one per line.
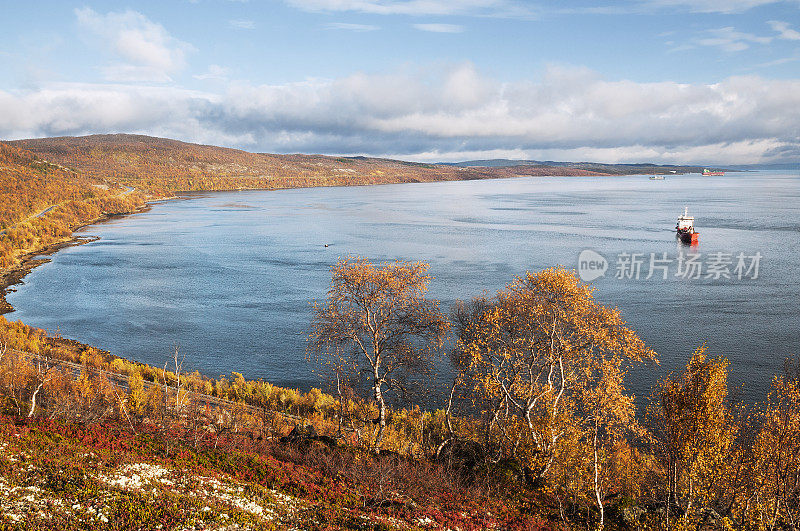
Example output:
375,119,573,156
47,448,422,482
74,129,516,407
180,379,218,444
0,168,711,316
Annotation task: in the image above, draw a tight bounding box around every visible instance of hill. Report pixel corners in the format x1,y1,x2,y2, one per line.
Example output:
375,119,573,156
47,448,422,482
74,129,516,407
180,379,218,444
0,143,126,227
0,143,143,274
8,134,611,197
445,158,728,174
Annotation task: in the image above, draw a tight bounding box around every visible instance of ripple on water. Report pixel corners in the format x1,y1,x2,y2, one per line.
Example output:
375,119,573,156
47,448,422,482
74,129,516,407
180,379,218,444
7,172,800,403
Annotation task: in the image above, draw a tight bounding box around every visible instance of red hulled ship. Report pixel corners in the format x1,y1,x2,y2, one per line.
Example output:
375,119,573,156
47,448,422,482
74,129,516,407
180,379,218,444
676,207,699,244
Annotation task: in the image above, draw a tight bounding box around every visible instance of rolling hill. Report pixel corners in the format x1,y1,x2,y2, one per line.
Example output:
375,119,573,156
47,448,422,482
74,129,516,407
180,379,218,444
8,134,611,197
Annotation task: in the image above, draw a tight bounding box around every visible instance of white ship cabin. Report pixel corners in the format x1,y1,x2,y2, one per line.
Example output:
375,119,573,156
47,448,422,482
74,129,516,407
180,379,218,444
677,207,694,231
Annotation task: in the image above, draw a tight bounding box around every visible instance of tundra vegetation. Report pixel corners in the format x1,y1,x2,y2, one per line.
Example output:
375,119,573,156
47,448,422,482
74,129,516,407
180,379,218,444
0,143,143,270
0,137,797,529
0,261,798,529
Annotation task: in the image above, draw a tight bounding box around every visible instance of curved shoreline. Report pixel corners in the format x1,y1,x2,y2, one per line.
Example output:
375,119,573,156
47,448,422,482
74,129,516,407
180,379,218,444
0,173,555,315
0,170,693,315
0,205,152,315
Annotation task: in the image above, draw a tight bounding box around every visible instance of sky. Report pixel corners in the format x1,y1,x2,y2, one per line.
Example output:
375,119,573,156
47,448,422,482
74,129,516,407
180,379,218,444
0,0,799,164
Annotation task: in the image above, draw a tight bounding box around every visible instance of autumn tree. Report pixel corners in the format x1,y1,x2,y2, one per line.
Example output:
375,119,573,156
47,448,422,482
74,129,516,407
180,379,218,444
452,267,656,493
647,345,737,527
746,359,800,528
572,356,641,528
309,257,449,452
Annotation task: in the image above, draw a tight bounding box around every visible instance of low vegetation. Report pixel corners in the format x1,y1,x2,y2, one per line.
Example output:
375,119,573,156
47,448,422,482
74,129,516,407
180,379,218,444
1,262,798,529
0,143,144,271
0,134,790,528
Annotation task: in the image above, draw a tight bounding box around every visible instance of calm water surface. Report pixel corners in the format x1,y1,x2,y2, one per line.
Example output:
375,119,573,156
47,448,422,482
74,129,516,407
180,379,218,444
8,172,800,402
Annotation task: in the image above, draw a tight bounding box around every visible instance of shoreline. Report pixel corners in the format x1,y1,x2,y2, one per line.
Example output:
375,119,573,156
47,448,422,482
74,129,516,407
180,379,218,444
0,169,712,316
0,205,152,315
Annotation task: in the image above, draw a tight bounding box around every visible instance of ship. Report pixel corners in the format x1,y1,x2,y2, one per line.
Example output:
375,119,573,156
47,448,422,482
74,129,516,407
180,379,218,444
676,206,699,244
650,175,665,180
702,168,724,176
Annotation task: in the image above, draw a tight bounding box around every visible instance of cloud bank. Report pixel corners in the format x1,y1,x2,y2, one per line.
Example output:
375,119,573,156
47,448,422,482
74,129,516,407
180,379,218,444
1,64,799,164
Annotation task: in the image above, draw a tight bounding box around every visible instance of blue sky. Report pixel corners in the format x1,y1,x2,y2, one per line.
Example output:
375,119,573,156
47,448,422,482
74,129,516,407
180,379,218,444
1,0,799,163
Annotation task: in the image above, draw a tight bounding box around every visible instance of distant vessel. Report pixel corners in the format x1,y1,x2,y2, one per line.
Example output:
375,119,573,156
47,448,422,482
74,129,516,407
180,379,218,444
676,206,699,244
650,175,665,180
703,168,724,176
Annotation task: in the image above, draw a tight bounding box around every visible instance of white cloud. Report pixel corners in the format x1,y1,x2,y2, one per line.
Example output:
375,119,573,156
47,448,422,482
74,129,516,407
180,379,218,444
325,22,380,31
413,23,465,33
0,83,218,141
75,8,194,82
285,0,536,17
194,64,231,81
697,27,772,51
769,20,800,40
755,56,800,68
405,140,789,165
229,19,256,29
666,43,696,53
2,65,800,164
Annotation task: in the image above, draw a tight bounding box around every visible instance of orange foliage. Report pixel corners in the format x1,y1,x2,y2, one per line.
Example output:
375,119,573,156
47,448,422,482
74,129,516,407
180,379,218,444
309,257,449,451
0,142,144,269
453,267,656,487
10,134,607,197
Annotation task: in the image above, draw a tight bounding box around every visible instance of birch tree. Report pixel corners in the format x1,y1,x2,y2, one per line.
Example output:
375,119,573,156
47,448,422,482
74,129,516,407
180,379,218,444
309,257,449,452
453,267,655,487
647,346,735,527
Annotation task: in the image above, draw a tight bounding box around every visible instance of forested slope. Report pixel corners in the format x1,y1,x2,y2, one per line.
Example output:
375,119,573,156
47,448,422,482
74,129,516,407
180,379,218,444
0,143,144,271
9,134,609,196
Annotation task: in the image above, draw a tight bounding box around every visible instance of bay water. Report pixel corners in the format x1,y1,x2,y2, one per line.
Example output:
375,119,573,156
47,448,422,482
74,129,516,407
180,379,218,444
8,171,799,403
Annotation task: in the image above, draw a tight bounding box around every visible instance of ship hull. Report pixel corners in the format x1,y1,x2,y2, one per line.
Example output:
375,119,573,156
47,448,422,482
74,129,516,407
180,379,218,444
678,231,699,244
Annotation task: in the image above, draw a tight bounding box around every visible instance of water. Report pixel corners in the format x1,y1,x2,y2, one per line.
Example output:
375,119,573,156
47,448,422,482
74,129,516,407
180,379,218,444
7,171,800,403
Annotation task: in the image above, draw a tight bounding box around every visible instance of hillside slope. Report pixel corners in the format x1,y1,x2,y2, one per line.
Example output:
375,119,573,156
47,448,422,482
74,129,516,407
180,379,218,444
0,143,143,272
9,134,609,196
0,143,124,227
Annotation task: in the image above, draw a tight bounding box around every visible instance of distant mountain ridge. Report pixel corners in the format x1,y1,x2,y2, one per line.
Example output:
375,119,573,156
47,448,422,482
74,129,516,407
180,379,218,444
5,134,745,200
443,158,729,174
725,163,800,171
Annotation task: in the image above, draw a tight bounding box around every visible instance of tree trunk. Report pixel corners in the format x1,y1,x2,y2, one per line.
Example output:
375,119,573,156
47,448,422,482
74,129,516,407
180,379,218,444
373,380,386,453
593,425,604,529
28,381,45,418
435,379,457,459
